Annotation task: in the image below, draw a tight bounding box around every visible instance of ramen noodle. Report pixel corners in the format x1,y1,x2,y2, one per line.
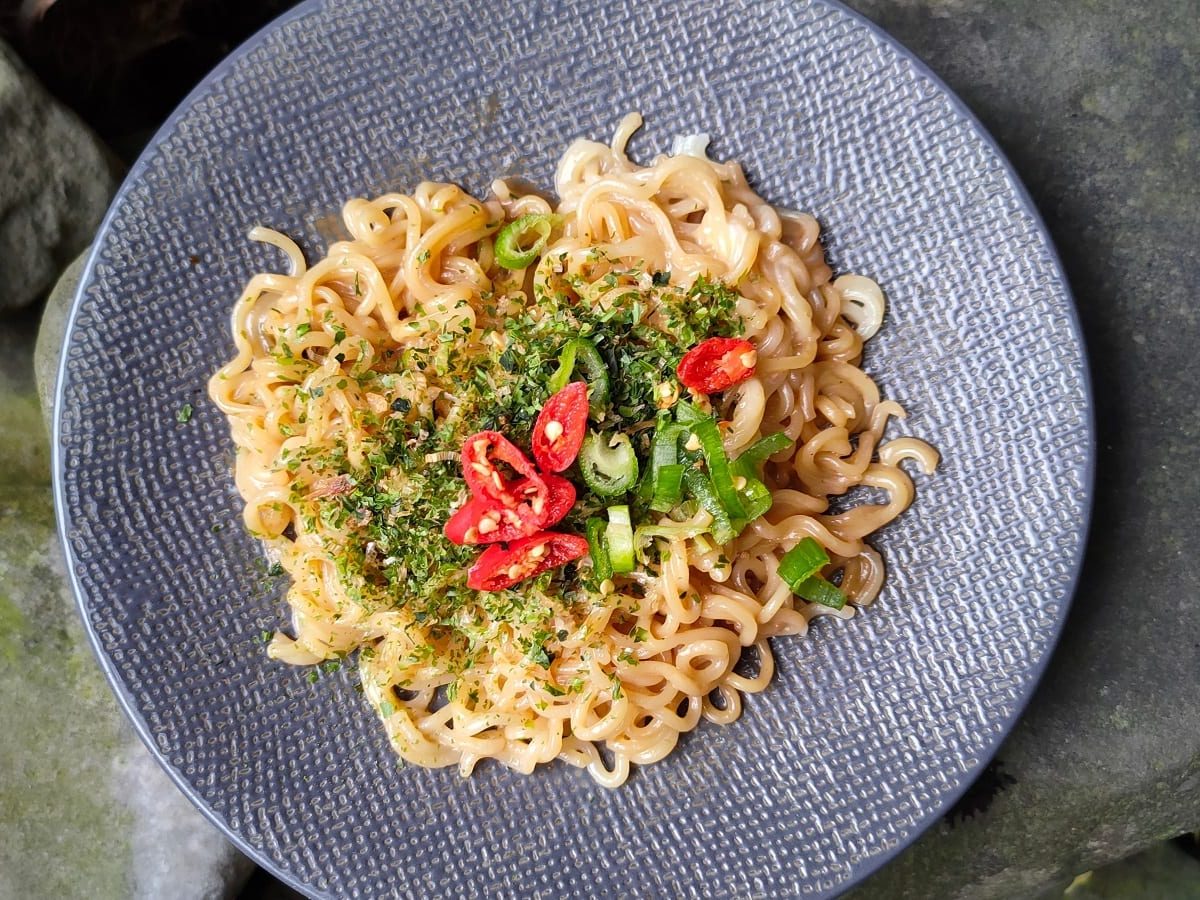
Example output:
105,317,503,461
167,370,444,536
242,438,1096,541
209,115,937,787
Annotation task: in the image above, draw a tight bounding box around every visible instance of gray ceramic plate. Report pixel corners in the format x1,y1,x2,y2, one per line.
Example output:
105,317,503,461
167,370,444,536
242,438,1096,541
53,0,1093,896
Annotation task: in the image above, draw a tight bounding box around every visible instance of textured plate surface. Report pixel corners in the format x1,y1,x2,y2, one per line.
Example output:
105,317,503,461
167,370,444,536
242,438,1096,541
53,0,1092,896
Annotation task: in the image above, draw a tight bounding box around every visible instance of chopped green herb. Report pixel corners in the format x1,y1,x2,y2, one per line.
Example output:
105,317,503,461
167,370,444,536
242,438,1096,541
176,403,193,423
245,252,747,723
528,640,552,669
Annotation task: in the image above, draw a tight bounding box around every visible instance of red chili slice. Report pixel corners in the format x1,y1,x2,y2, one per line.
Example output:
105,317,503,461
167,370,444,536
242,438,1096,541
676,338,758,394
445,495,517,545
536,474,576,528
499,473,574,533
445,475,576,545
466,531,589,591
461,430,546,508
531,381,589,472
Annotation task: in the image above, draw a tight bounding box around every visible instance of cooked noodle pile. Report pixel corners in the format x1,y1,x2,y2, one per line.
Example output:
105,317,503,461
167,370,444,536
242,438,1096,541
209,114,937,787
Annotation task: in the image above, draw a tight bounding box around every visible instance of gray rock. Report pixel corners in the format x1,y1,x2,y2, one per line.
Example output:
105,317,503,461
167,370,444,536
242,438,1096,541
34,246,85,430
24,0,1200,896
7,268,254,898
1065,842,1200,899
0,40,117,311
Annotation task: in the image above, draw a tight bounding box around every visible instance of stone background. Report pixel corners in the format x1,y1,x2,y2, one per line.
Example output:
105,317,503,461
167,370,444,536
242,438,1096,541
0,0,1195,897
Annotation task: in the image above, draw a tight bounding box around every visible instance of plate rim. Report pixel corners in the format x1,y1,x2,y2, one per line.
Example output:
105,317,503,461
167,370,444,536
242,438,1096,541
51,0,1096,895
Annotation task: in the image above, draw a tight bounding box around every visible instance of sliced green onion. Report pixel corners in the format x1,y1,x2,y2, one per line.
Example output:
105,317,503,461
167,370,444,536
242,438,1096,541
605,505,636,573
586,516,613,582
777,537,847,609
648,422,686,468
674,400,707,425
723,433,791,533
649,463,685,513
685,417,747,520
548,337,610,419
794,576,847,610
579,432,639,497
637,421,685,511
731,431,794,478
777,537,830,587
634,521,708,553
682,467,736,545
734,475,773,526
675,498,700,520
649,421,685,469
494,214,557,269
634,522,709,540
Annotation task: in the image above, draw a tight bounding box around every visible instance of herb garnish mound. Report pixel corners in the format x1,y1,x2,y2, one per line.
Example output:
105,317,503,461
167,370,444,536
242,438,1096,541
283,261,742,679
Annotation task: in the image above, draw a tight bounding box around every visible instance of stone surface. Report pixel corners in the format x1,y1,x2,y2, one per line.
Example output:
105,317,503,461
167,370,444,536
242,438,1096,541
34,247,86,428
12,0,1200,897
0,39,118,311
1066,842,1200,899
842,0,1200,897
4,263,254,899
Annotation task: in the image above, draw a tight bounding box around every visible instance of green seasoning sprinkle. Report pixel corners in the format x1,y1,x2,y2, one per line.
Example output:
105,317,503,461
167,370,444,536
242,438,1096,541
176,403,193,423
379,700,396,718
295,323,311,337
494,214,557,269
529,643,552,668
